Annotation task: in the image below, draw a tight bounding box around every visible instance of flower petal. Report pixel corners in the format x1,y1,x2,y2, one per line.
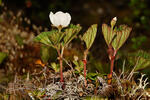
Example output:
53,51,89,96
53,15,60,27
49,12,55,25
54,11,64,27
62,13,71,27
55,11,66,27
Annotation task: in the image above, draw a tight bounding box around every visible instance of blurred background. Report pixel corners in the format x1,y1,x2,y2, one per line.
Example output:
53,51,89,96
0,0,150,86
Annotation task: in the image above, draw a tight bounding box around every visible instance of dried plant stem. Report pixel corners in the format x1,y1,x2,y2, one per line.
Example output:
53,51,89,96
63,58,76,77
83,49,88,86
127,57,140,80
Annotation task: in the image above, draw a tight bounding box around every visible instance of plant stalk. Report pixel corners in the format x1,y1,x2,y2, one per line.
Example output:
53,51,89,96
83,49,88,86
108,46,117,84
110,56,115,75
59,57,63,82
56,46,64,83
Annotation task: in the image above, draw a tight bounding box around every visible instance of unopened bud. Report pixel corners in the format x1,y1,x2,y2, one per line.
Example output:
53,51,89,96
113,17,117,21
111,17,117,28
74,55,79,61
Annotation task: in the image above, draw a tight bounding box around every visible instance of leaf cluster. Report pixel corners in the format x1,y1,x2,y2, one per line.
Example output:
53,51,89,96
102,23,132,50
34,24,82,49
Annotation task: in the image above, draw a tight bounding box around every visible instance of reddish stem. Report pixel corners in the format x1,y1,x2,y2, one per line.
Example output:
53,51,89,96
108,47,117,84
56,47,64,83
83,50,88,86
110,56,115,75
83,59,87,85
60,58,64,82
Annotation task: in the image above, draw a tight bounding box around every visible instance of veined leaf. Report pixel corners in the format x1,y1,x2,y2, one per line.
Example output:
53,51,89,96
83,24,97,49
102,24,116,46
63,24,82,46
128,50,150,71
49,30,64,46
135,57,150,71
112,25,132,50
34,30,64,47
34,31,54,46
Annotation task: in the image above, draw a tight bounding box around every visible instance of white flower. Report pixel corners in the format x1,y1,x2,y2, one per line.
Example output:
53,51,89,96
49,11,71,28
113,17,117,21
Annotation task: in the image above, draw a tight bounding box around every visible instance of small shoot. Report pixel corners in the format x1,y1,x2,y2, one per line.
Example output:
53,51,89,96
102,17,132,84
73,56,84,74
82,24,98,86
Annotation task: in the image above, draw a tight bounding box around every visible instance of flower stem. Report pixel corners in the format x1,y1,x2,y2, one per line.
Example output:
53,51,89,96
83,49,88,86
83,59,87,86
110,56,115,75
108,56,114,84
59,57,63,82
56,46,64,83
107,46,117,84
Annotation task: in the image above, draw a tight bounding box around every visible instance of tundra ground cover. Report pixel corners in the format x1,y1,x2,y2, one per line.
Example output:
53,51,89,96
0,2,150,100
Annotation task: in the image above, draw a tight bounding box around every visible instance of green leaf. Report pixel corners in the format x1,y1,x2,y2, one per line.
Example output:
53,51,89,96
112,25,132,50
49,62,60,72
87,73,98,81
73,60,84,73
136,50,150,60
135,57,150,71
63,24,82,46
83,24,97,49
40,45,50,63
40,45,57,63
34,30,64,47
0,52,8,64
128,50,150,71
102,24,116,46
34,31,53,46
49,30,64,46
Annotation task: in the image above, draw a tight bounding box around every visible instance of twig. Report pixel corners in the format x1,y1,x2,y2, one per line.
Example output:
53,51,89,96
63,58,76,77
119,60,125,79
127,57,140,80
